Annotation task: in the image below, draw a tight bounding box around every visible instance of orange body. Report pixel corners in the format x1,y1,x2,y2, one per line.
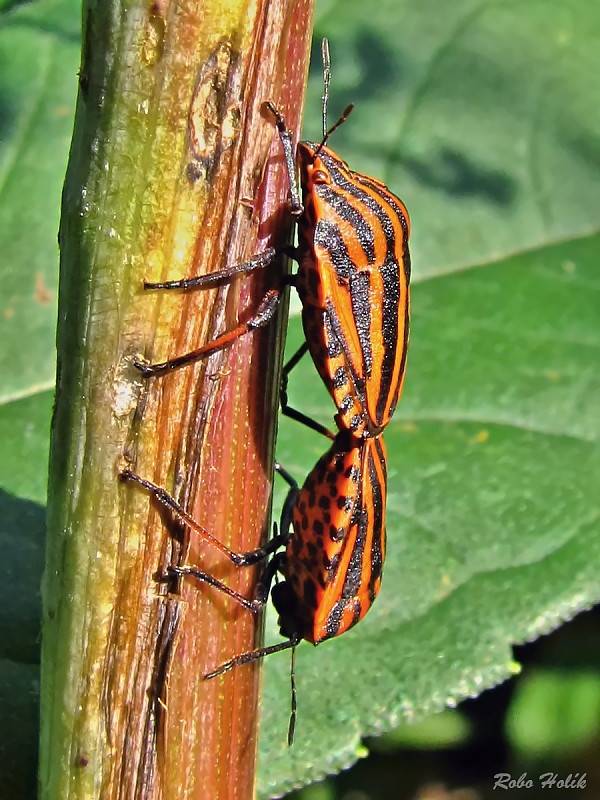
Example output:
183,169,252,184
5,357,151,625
295,142,411,438
272,432,387,645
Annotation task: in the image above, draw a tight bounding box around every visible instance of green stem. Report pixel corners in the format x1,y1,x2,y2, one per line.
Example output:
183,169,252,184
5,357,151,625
41,2,314,798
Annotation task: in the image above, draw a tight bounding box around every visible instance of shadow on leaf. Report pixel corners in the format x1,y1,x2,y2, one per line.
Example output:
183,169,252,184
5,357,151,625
0,489,44,800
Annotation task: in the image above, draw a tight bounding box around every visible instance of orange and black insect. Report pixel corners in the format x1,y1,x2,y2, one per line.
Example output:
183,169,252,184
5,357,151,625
135,41,410,442
293,126,411,438
275,429,387,645
122,428,387,742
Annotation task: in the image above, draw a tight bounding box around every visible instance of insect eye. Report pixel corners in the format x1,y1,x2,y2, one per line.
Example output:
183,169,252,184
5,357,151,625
312,169,329,184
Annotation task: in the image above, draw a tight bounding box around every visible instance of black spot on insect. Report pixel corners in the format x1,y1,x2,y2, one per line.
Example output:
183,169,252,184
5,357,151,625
323,511,331,525
318,495,331,511
339,394,354,414
313,519,324,536
336,496,348,510
328,483,338,498
292,536,302,557
307,541,318,559
303,555,317,571
325,475,337,493
305,474,316,493
316,461,327,483
345,465,360,481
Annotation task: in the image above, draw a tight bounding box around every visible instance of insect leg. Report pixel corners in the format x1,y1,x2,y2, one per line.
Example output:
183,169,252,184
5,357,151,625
167,565,264,612
122,469,280,567
273,462,299,541
264,102,303,217
123,468,294,563
288,643,298,746
170,541,284,611
123,468,294,613
203,634,300,679
143,247,277,291
279,342,336,440
135,286,283,376
238,470,298,605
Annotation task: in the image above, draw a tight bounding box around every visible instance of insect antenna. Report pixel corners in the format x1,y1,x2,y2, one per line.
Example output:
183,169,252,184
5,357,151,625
314,39,354,158
313,104,354,159
321,38,331,139
288,643,298,746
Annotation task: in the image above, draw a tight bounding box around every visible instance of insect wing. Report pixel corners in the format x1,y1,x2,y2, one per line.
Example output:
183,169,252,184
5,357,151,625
287,439,363,636
286,435,387,644
315,435,387,642
297,143,410,437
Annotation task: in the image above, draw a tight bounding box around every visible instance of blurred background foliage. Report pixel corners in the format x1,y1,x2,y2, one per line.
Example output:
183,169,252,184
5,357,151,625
0,0,599,798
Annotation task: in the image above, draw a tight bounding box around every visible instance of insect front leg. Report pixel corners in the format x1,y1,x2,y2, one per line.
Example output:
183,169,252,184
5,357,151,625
173,464,300,609
167,565,264,613
135,247,287,377
143,248,277,292
121,469,280,566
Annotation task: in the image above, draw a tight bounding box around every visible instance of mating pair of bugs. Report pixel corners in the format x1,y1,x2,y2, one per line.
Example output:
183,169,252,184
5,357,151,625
122,40,410,743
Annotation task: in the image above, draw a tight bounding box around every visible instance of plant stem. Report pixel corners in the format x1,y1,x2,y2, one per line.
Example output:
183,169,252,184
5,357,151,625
41,2,314,798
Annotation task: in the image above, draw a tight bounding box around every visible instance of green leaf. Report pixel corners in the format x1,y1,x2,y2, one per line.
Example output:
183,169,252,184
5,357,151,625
0,391,52,796
0,1,79,795
0,0,80,402
506,670,600,759
1,0,599,798
370,709,472,751
258,235,599,795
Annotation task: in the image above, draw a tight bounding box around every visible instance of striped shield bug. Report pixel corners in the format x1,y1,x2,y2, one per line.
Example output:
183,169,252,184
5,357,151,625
274,41,411,440
273,429,387,646
122,428,387,743
201,429,388,743
135,40,410,442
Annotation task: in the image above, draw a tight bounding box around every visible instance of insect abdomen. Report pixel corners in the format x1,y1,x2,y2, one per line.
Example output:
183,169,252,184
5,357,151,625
280,432,388,645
